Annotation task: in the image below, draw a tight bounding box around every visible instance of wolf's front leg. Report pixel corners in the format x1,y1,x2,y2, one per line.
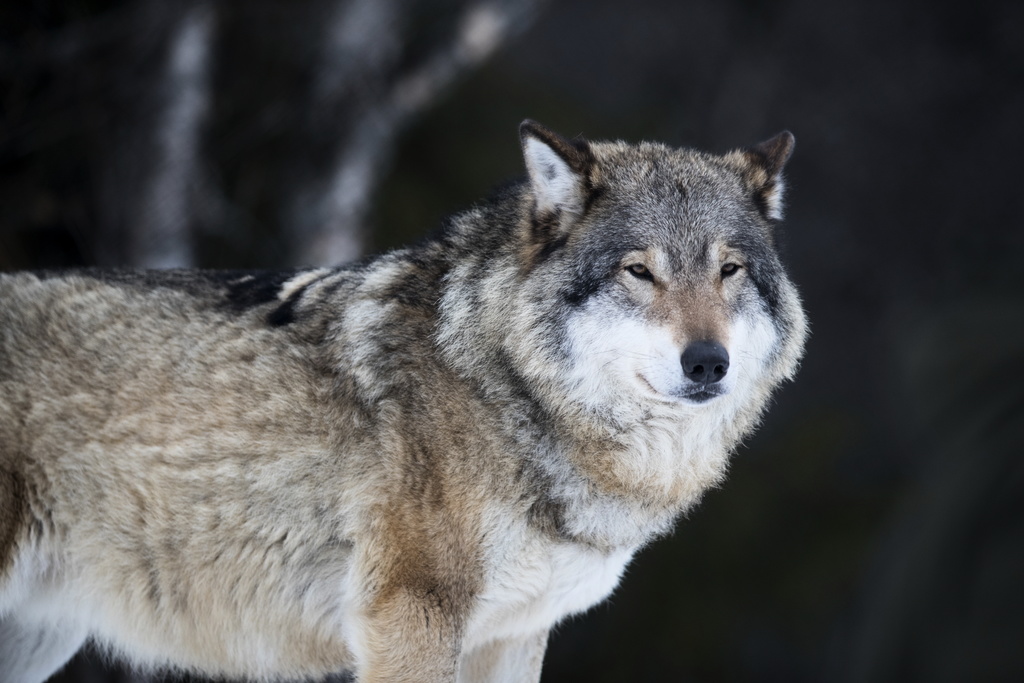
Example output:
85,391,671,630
355,586,467,682
458,631,548,683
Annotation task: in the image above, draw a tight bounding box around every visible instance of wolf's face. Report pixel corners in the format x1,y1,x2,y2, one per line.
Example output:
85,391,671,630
514,122,806,421
561,244,780,409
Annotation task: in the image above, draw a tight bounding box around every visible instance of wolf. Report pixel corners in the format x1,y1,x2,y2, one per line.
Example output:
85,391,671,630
0,120,806,683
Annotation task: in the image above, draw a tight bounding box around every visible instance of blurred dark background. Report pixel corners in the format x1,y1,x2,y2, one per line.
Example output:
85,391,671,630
3,0,1023,681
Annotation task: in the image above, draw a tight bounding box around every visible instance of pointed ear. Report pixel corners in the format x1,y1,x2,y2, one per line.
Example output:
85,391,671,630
519,119,594,221
731,131,795,221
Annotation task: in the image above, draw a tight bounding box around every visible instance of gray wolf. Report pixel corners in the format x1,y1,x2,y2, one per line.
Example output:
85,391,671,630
0,120,807,682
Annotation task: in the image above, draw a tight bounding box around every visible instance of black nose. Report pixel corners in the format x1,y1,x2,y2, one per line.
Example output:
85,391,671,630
681,341,729,384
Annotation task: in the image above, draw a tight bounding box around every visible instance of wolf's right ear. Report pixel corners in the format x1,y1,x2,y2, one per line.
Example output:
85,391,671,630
520,120,594,223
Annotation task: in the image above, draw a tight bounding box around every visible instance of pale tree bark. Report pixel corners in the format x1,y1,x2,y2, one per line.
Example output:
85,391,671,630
288,0,546,266
283,0,406,266
130,2,216,268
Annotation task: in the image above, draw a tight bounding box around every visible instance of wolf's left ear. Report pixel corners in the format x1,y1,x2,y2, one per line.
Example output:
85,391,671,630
520,120,594,223
731,131,795,221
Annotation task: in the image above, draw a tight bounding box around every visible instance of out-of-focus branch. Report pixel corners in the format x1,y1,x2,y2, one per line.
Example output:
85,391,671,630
291,0,546,266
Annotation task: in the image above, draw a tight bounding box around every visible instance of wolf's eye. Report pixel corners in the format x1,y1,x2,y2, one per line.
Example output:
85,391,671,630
626,263,654,281
721,263,741,278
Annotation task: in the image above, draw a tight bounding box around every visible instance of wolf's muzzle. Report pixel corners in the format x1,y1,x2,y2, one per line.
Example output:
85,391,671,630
681,341,729,385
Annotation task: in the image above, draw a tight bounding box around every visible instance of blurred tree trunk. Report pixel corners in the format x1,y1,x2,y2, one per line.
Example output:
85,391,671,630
128,1,215,268
286,0,541,265
1,0,544,272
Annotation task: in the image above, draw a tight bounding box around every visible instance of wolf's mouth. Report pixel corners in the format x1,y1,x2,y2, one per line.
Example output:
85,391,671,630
676,386,725,404
683,391,717,404
636,374,724,404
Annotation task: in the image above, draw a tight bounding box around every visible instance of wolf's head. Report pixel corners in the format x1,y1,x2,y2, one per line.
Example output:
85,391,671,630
439,121,807,451
512,121,806,424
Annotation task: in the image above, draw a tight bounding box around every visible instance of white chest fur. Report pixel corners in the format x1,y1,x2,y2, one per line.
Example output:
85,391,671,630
465,535,634,648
